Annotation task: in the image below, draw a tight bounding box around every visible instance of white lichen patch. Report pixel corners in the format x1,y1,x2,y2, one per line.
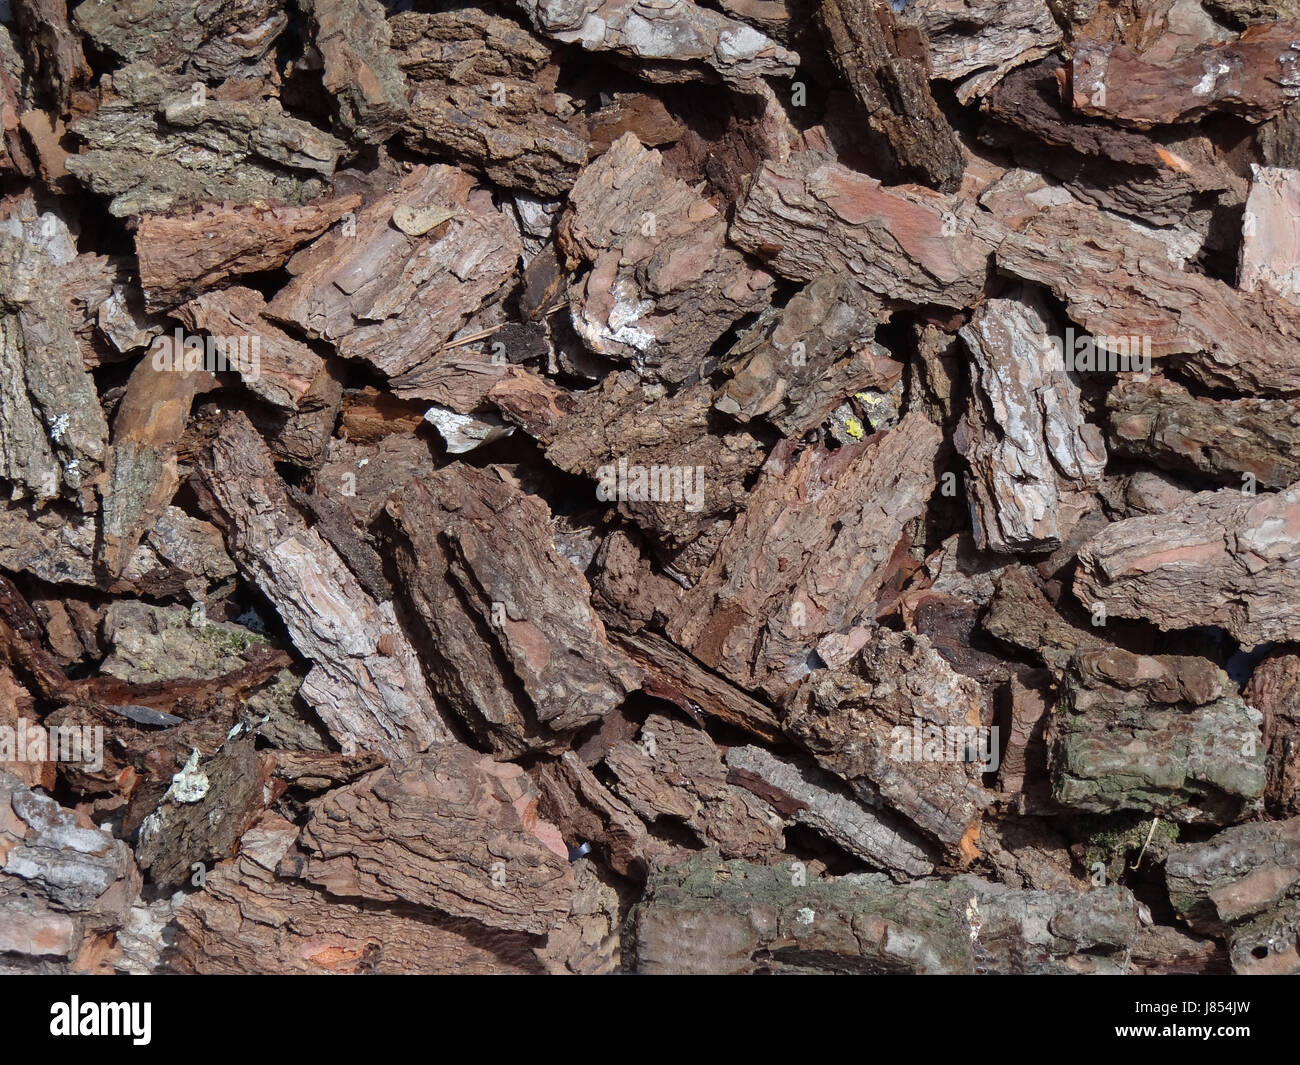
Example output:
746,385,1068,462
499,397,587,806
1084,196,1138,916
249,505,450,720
163,748,210,804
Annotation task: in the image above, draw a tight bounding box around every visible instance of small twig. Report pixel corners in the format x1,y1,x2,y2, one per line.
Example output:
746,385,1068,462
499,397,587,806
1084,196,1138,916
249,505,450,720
1129,816,1160,871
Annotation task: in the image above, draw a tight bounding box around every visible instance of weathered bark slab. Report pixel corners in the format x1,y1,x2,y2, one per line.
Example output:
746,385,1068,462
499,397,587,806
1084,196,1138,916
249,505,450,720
907,0,1061,103
172,813,544,974
298,0,407,143
173,286,328,411
136,196,358,310
290,749,576,935
980,58,1241,225
393,9,586,197
628,855,1139,974
783,627,989,859
267,164,521,380
726,744,937,878
611,629,783,744
1240,164,1300,302
816,0,964,189
512,0,798,88
559,134,774,385
603,713,783,859
135,736,279,889
1050,649,1266,823
1071,24,1300,128
1166,816,1300,974
1074,481,1300,648
1245,649,1300,816
13,0,90,114
0,232,109,507
997,202,1300,396
98,338,211,577
193,411,453,760
0,771,141,972
532,750,670,880
1107,375,1300,489
667,412,942,697
729,153,1002,308
66,63,344,216
714,274,883,438
956,292,1107,554
383,463,640,755
72,0,287,78
540,371,765,549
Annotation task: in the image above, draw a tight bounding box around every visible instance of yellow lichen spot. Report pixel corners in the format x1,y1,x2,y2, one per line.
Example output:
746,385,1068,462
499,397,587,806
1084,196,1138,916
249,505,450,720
843,416,864,440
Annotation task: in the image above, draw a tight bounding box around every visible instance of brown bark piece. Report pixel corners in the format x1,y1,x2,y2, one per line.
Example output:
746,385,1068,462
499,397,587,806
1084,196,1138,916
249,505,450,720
907,0,1061,103
1071,24,1300,128
729,153,1003,308
667,412,942,698
98,337,212,577
298,0,408,143
1240,164,1300,302
1050,649,1266,823
714,274,883,438
173,814,543,974
291,749,576,936
393,9,587,197
384,463,640,754
996,201,1300,396
193,411,453,760
512,0,798,88
541,371,765,549
1245,649,1300,816
816,0,965,189
137,196,359,310
174,287,328,411
784,627,989,860
267,164,521,380
1075,482,1300,648
559,134,774,385
956,292,1107,554
1107,374,1300,489
0,233,110,507
603,713,784,859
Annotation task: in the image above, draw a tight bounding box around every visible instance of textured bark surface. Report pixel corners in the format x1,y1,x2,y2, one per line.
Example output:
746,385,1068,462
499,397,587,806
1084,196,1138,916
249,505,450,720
1071,24,1300,128
714,274,883,438
193,411,453,760
1075,482,1300,647
816,0,964,189
1166,817,1300,973
10,0,1300,980
667,413,942,697
559,134,774,386
1050,649,1266,823
136,196,358,310
291,749,576,935
267,163,521,381
1107,375,1300,489
956,292,1107,553
906,0,1061,103
173,813,544,974
66,64,344,216
784,627,989,860
628,855,1139,974
383,463,640,755
512,0,797,87
729,153,1003,307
